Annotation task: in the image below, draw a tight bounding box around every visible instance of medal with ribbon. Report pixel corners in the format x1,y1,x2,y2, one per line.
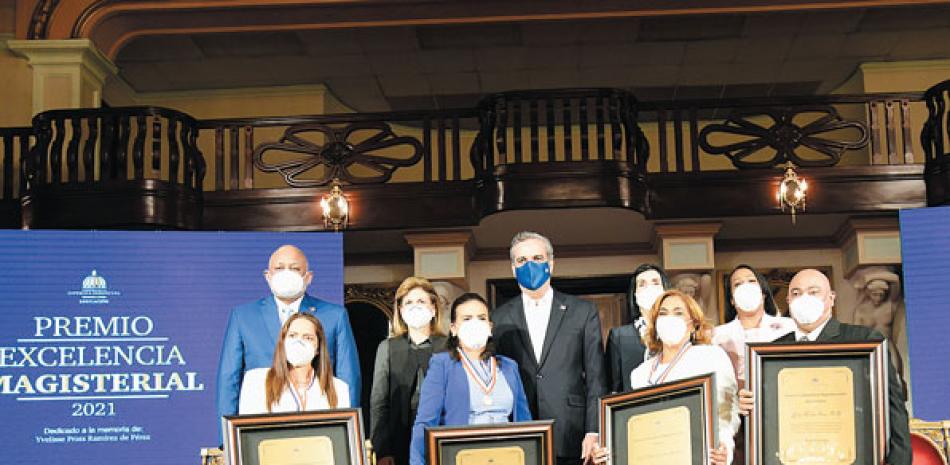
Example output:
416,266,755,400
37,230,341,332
458,349,498,406
647,341,692,385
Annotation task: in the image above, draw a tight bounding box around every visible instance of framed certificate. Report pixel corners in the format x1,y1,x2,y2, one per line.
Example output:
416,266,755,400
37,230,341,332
424,420,554,465
222,408,366,465
746,340,889,465
599,373,718,465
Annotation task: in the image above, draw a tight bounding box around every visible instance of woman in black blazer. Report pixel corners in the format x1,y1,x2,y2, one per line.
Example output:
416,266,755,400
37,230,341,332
604,263,671,392
369,277,446,465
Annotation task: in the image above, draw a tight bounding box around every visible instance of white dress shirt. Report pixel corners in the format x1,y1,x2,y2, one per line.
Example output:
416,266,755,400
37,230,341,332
630,345,740,464
713,313,797,381
238,367,350,414
521,288,554,362
275,296,304,324
794,317,830,342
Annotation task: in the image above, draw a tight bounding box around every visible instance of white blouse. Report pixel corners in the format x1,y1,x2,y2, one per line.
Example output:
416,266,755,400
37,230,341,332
630,344,740,464
238,367,350,414
713,313,797,383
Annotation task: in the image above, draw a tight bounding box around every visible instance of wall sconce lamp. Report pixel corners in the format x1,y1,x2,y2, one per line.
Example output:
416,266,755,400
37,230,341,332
320,178,349,231
777,164,807,224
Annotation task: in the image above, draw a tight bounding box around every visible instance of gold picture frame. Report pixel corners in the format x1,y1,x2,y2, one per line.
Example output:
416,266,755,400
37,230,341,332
600,373,718,465
424,420,554,465
223,408,366,465
745,340,889,465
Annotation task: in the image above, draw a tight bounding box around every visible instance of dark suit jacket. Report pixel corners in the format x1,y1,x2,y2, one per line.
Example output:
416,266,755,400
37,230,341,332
775,318,911,465
492,290,608,458
605,323,647,393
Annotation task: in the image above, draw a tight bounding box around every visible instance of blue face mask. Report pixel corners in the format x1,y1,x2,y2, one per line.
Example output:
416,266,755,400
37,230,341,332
515,261,551,291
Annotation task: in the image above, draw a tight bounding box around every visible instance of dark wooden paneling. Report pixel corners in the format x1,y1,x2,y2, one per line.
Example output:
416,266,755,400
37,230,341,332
21,180,202,229
202,181,479,231
477,160,649,216
649,165,926,219
0,201,20,228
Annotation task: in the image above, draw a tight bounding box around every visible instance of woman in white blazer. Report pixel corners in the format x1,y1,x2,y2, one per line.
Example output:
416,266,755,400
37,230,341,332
239,313,349,414
593,290,739,465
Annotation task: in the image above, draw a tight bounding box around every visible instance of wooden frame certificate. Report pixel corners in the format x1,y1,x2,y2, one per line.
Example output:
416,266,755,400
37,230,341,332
222,408,366,465
746,341,889,465
424,420,554,465
600,373,717,465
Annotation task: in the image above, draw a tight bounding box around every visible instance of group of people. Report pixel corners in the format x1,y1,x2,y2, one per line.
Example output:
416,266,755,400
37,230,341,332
214,233,911,465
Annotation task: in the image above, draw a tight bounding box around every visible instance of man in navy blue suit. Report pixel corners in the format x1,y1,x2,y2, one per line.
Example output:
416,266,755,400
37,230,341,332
216,244,360,421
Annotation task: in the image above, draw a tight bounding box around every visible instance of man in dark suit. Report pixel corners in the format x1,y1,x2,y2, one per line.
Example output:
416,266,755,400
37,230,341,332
492,231,608,465
738,268,911,465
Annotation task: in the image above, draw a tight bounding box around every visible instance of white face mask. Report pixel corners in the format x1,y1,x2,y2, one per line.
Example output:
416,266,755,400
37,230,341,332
456,319,491,350
635,285,665,313
789,294,826,325
733,282,764,314
655,316,690,345
269,269,306,300
401,304,434,330
284,338,317,367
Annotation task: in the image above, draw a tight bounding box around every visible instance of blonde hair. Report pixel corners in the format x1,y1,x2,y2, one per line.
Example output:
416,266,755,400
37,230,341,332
265,313,338,411
643,289,713,353
391,276,445,338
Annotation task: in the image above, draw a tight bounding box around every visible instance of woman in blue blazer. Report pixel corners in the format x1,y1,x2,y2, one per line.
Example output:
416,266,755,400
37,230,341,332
409,293,532,465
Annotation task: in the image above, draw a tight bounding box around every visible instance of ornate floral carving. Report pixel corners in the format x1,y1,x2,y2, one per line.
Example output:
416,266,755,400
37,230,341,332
699,106,868,169
253,122,423,186
344,284,395,318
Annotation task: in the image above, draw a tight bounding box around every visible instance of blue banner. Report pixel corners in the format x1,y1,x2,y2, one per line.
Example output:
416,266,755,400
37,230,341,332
899,206,950,421
0,230,343,465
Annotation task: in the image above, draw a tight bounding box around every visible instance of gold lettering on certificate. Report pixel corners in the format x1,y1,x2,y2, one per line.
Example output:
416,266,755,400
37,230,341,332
258,436,334,465
627,406,692,465
456,446,525,465
777,366,856,465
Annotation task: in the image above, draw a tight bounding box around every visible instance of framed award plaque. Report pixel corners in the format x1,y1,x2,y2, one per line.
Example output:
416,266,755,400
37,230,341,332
424,420,554,465
599,373,718,465
222,408,366,465
745,340,889,465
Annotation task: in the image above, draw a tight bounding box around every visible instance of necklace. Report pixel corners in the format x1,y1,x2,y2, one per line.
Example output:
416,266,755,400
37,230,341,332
647,342,692,385
288,372,315,411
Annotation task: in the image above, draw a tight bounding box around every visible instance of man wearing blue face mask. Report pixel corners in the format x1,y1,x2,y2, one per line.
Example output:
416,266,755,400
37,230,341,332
492,231,608,465
216,245,360,426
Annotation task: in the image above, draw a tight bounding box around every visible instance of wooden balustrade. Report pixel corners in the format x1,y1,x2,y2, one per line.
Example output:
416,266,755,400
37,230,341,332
0,127,31,200
28,107,205,192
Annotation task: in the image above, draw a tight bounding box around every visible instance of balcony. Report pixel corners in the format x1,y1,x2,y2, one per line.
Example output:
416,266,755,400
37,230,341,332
1,82,948,231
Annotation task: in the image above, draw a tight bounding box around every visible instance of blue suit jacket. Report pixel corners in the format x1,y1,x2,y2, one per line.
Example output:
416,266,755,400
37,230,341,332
216,294,361,420
409,352,532,465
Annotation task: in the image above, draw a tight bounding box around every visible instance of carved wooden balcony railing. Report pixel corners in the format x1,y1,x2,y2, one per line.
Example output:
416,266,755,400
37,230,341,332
922,79,950,206
196,109,479,192
0,126,31,227
0,126,30,200
22,107,205,229
471,88,646,173
469,88,648,214
0,86,942,231
643,93,922,173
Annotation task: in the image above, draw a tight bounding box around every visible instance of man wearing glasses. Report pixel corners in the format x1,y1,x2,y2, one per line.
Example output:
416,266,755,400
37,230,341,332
492,231,608,465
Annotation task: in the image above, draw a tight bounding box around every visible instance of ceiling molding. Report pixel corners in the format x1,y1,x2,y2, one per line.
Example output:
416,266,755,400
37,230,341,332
37,0,950,58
